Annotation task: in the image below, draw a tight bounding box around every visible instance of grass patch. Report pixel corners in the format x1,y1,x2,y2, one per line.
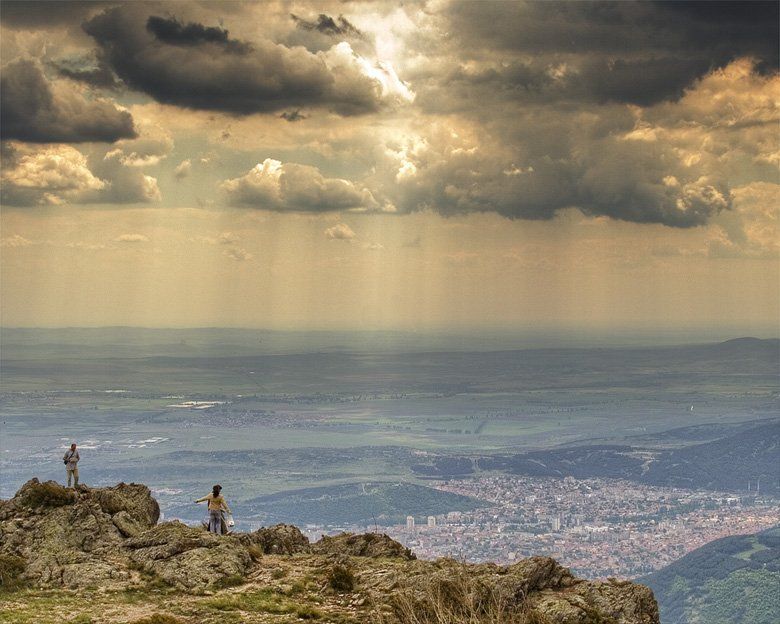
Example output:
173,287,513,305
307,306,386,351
381,567,543,624
203,587,322,617
131,615,182,624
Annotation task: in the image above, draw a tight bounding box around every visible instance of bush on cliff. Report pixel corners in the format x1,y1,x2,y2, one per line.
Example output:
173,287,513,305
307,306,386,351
0,554,26,590
18,480,76,508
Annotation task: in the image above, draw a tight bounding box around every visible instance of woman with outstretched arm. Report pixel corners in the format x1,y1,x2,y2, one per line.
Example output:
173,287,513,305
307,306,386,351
195,484,231,534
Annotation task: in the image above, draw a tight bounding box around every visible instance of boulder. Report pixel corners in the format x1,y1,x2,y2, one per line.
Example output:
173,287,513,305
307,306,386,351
312,532,415,560
0,479,159,588
124,521,252,589
237,523,310,555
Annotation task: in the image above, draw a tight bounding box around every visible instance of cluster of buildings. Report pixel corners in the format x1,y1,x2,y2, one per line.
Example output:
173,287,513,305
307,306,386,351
368,475,778,579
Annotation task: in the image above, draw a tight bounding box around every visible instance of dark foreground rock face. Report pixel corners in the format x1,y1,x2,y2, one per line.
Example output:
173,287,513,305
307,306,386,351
0,479,659,623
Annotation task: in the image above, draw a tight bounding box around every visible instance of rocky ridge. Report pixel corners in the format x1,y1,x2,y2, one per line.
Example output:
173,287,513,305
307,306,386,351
0,479,659,623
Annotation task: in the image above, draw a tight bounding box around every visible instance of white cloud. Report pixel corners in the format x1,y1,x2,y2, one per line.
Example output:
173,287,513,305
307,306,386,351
174,159,192,180
324,223,357,240
104,124,173,167
115,234,149,243
1,142,162,206
222,158,378,213
224,247,253,261
1,234,34,248
1,144,106,206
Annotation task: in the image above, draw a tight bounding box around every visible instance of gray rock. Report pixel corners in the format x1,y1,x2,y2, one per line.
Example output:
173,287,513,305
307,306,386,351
125,522,252,589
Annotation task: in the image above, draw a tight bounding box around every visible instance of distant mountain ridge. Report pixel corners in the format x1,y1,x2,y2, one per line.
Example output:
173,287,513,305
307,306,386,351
418,420,780,495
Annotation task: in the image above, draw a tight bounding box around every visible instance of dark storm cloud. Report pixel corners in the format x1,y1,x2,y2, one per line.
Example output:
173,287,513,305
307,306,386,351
146,15,251,54
0,0,114,28
0,59,135,143
447,1,778,60
416,56,713,112
56,60,122,90
280,110,307,122
440,0,779,105
291,13,363,39
82,7,385,115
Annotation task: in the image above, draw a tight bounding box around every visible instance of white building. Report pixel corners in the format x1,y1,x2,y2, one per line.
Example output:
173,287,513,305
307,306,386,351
406,515,415,531
427,516,436,527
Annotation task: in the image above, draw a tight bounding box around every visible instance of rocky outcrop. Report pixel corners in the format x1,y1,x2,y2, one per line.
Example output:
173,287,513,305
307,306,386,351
0,479,659,624
0,479,158,588
125,521,252,589
237,523,310,555
312,531,416,560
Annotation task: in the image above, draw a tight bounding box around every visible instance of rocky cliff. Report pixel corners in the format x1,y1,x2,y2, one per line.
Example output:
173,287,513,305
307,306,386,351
0,479,659,624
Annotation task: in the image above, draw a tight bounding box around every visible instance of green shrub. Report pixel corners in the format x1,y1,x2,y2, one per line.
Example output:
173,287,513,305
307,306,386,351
271,567,288,579
19,481,76,508
0,554,26,590
295,605,323,619
328,564,356,592
246,544,264,561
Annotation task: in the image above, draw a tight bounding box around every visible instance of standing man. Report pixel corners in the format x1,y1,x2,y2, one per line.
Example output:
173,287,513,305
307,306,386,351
63,443,80,487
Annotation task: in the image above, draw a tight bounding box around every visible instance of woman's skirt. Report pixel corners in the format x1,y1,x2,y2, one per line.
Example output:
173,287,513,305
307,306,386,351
208,509,225,534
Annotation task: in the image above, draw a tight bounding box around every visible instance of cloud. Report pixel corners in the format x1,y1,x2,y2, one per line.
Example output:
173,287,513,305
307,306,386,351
224,247,253,261
324,223,356,240
442,1,778,73
194,231,241,246
103,124,173,167
1,234,34,248
115,234,149,243
222,158,378,213
707,182,780,259
406,1,778,116
145,15,252,54
83,8,409,116
375,54,780,228
65,241,106,251
280,110,307,122
0,59,136,143
56,59,122,90
174,159,192,180
90,152,163,204
291,13,363,39
216,232,240,245
1,142,161,206
1,144,106,206
0,0,111,29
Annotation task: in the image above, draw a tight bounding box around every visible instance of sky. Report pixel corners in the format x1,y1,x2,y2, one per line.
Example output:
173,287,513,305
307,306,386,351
1,0,778,333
